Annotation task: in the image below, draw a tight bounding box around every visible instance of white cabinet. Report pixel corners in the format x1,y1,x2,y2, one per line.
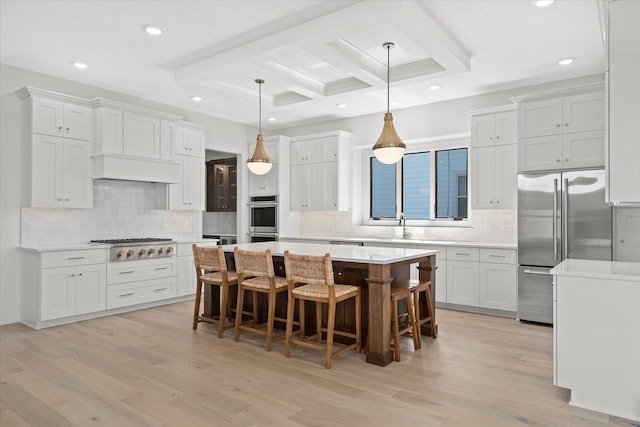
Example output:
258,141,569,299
123,111,160,159
106,257,178,309
518,130,605,172
447,260,480,306
607,0,640,205
471,144,516,209
32,134,92,208
22,249,108,326
614,208,640,262
470,111,517,148
168,155,204,210
479,258,516,311
518,92,604,139
290,163,322,211
32,97,92,141
248,164,278,195
160,119,177,161
175,124,206,157
178,256,196,296
289,131,351,211
94,106,124,154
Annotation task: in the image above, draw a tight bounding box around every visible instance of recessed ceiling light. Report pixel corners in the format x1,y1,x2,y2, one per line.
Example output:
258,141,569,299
558,57,574,66
72,62,88,70
143,26,163,36
267,117,276,122
390,101,400,106
191,96,203,102
534,0,554,7
336,103,347,109
429,84,441,91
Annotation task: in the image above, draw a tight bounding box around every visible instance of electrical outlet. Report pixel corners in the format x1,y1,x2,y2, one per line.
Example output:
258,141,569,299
161,224,169,230
66,225,77,232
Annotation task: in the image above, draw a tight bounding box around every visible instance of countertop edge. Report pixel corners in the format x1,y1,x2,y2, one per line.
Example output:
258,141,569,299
278,236,517,250
551,259,640,282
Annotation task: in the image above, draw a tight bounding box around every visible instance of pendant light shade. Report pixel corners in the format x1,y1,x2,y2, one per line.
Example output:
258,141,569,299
247,79,272,175
373,42,405,164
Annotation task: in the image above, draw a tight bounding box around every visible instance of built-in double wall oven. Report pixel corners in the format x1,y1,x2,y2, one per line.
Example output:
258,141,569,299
249,195,278,242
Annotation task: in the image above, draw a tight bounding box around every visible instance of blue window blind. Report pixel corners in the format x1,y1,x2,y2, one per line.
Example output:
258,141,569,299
402,152,430,219
436,148,468,218
370,158,396,218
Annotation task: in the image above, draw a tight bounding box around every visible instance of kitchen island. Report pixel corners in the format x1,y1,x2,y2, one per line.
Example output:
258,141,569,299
551,259,640,421
206,241,438,367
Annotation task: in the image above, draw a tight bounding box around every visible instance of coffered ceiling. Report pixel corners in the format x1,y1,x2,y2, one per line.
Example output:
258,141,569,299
0,0,605,129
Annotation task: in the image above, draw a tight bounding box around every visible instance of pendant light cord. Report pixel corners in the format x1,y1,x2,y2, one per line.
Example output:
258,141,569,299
258,81,262,135
386,44,390,114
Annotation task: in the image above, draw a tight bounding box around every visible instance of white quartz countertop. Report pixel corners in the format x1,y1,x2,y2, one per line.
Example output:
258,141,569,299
176,238,218,244
221,241,438,265
551,259,640,282
19,243,112,252
278,235,516,250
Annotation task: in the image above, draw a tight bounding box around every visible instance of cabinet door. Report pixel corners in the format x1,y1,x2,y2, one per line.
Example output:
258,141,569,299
470,114,495,147
562,130,605,169
518,98,563,138
62,103,92,141
182,157,204,210
494,144,517,208
494,111,517,145
248,164,278,195
322,162,338,210
615,208,640,262
322,137,340,162
446,260,479,306
518,135,563,172
123,112,160,159
74,264,106,315
63,139,93,208
32,134,64,207
291,139,322,165
187,129,206,157
479,263,516,311
95,107,123,154
177,256,196,296
562,92,605,134
32,98,63,137
471,146,496,209
41,267,75,321
435,259,447,303
160,120,176,160
290,163,321,210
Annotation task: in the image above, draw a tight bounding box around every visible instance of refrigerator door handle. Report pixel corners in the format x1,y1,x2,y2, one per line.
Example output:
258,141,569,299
553,178,559,260
523,269,553,276
563,178,569,259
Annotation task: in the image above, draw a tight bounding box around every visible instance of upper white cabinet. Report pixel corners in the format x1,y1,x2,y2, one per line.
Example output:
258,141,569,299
247,136,287,196
17,88,94,208
471,144,517,209
94,107,124,154
607,0,640,205
32,97,92,141
515,86,605,172
470,110,517,148
175,123,206,157
249,164,279,196
167,155,205,210
518,92,605,139
123,111,160,159
289,131,351,211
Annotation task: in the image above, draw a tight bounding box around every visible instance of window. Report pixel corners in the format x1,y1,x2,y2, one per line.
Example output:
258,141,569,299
369,148,468,221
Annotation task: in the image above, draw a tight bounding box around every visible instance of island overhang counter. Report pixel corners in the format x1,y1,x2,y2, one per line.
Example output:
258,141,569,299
205,241,439,367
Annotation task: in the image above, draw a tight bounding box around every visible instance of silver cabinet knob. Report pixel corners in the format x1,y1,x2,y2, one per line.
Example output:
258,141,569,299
557,159,561,162
565,123,569,127
556,124,561,127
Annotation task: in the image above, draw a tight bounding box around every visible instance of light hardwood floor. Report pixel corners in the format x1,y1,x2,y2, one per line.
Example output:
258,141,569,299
1,302,638,427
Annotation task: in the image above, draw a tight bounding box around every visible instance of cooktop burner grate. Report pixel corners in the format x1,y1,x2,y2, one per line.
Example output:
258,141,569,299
90,238,173,244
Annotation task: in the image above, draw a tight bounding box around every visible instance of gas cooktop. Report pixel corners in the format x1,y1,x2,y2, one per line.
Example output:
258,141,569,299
90,238,177,261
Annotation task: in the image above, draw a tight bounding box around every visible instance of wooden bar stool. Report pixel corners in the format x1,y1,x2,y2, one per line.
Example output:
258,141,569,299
192,244,238,338
283,251,361,369
233,247,289,351
409,280,437,349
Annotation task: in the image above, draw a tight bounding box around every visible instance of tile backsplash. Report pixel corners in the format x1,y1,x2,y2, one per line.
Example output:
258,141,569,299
299,209,517,244
21,180,198,246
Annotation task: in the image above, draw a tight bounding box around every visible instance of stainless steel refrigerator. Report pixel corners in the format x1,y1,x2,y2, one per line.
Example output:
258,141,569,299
517,169,612,324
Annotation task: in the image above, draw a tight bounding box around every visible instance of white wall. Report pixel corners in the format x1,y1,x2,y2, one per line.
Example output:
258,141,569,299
0,63,250,325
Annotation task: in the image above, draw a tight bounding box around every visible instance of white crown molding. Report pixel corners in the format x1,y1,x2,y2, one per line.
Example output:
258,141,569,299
465,104,517,116
15,86,92,107
90,98,183,121
511,81,605,104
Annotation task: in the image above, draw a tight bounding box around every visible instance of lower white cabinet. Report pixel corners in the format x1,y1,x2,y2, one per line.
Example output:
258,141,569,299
479,263,517,311
176,241,219,296
106,258,178,309
615,208,640,262
446,260,480,306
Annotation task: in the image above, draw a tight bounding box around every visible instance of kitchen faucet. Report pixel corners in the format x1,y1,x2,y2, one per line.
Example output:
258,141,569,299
399,212,410,239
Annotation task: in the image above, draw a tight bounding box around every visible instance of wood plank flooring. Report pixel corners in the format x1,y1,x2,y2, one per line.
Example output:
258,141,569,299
1,302,638,427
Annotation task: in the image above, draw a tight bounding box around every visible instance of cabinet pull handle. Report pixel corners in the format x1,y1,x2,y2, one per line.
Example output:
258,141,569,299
119,270,134,274
154,287,168,292
154,266,169,270
118,292,134,297
455,253,470,256
523,269,552,276
67,256,85,260
489,255,505,258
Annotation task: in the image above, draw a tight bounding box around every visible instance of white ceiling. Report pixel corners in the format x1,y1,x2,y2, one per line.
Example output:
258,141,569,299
0,0,605,130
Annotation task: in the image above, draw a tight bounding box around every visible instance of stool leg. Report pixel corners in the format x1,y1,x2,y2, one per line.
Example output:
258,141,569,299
407,294,420,350
252,291,259,326
392,296,401,362
413,291,422,350
316,301,322,343
234,286,245,342
193,281,202,330
266,289,276,351
325,301,336,369
426,284,437,338
284,291,296,358
355,290,362,352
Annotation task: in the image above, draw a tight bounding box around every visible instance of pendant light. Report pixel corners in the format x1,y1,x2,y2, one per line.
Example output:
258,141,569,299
372,42,406,164
247,79,272,175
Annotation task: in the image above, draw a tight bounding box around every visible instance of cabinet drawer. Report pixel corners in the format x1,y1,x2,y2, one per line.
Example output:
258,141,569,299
480,248,516,264
42,249,107,268
447,247,480,262
107,258,177,285
106,277,177,309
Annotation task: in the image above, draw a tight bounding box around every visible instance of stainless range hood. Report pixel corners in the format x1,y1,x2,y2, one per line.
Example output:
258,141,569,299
93,153,180,184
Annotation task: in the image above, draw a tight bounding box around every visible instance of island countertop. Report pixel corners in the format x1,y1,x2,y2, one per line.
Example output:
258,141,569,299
550,259,640,282
221,241,439,264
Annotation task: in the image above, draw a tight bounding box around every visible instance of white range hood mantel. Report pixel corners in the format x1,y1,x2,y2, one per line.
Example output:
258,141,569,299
93,153,180,183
